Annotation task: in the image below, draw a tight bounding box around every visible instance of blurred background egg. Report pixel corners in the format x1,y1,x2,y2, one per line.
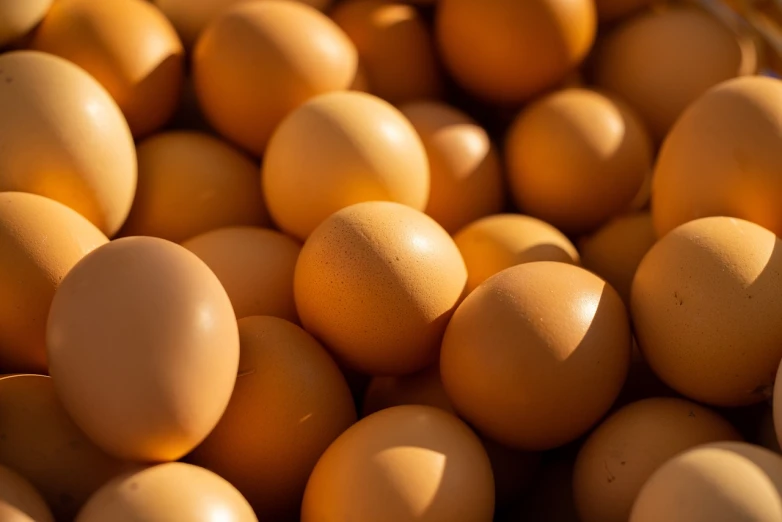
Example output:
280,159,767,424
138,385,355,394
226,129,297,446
0,0,52,47
0,465,54,522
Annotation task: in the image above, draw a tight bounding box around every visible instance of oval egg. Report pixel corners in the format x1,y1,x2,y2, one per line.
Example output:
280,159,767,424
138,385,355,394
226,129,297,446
0,465,54,522
0,0,52,47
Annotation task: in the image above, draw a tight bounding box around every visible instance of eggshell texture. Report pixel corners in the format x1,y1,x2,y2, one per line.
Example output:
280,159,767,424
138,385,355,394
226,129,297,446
0,0,52,46
506,89,651,235
120,131,269,243
295,201,466,375
0,51,136,237
441,261,631,450
594,0,652,22
193,0,357,156
0,375,130,521
263,91,430,240
46,237,240,462
32,0,184,138
630,442,782,522
631,217,782,406
579,212,656,305
399,101,504,235
189,316,356,521
436,0,596,103
302,405,495,522
0,193,108,374
595,7,751,143
652,76,782,238
182,227,300,322
454,214,580,294
76,463,257,522
573,397,742,522
0,465,54,522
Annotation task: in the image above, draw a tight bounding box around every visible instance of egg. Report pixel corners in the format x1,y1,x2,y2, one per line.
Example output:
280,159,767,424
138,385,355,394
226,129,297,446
193,0,357,156
594,0,653,23
0,375,130,520
263,91,430,241
436,0,596,103
76,463,257,522
453,214,580,294
0,193,108,374
573,397,741,522
594,6,753,143
579,212,656,304
0,465,54,522
46,237,239,462
441,261,631,450
399,101,504,235
0,0,52,47
630,442,782,522
0,51,136,237
182,227,300,322
332,0,441,103
301,405,495,522
188,316,356,521
505,88,652,235
652,76,782,237
632,217,782,407
32,0,184,138
119,131,269,243
295,201,466,375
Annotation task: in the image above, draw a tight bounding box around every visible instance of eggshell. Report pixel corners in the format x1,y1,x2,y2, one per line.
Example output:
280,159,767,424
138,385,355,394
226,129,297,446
32,0,184,138
0,193,108,374
0,51,136,237
0,465,54,522
573,397,741,522
505,88,652,235
263,91,430,240
120,131,269,243
0,0,52,46
188,316,356,521
332,0,441,103
182,227,300,322
440,261,631,450
294,201,466,375
453,214,580,294
0,375,130,520
652,76,782,237
193,0,357,156
594,0,652,22
631,216,782,407
595,6,752,142
399,101,504,234
76,463,257,522
435,0,596,103
46,237,240,462
301,405,495,522
630,442,782,522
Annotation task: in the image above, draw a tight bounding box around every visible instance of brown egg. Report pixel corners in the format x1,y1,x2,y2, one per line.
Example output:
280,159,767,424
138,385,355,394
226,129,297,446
46,237,239,462
32,0,184,138
454,214,580,294
193,1,357,156
0,375,130,520
119,131,269,243
573,397,741,522
263,91,429,240
302,405,495,522
399,101,504,235
77,463,257,521
0,51,136,237
579,212,656,305
436,0,596,103
652,76,782,238
332,0,441,103
441,262,631,450
630,442,782,522
0,0,52,46
506,88,652,235
0,465,54,522
182,227,300,322
595,6,752,143
0,193,108,374
295,201,466,375
632,217,782,407
594,0,652,23
189,316,356,521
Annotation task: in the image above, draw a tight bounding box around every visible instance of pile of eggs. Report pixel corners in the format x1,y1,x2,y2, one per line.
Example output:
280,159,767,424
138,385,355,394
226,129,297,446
2,0,782,520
